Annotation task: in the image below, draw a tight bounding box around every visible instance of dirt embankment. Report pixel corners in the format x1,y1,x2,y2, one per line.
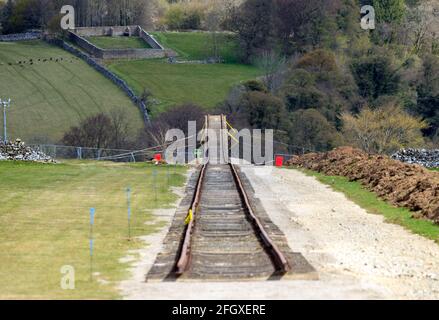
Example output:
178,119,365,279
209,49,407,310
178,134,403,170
287,147,439,224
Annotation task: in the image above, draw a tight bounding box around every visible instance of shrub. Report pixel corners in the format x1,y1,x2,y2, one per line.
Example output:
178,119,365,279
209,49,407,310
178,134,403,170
289,108,343,152
342,102,427,154
165,3,205,30
351,54,400,101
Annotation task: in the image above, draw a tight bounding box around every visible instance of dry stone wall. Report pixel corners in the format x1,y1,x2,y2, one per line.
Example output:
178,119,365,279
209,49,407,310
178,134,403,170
47,38,150,123
0,31,41,42
74,26,139,37
68,26,174,60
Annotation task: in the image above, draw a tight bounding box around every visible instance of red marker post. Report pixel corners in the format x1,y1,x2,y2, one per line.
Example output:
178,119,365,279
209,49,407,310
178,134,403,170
275,156,284,167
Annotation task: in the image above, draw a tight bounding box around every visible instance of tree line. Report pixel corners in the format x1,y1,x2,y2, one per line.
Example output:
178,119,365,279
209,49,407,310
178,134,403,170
0,0,155,34
221,0,439,153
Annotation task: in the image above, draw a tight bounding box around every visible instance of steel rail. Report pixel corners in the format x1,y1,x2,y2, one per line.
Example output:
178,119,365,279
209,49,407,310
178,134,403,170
229,163,291,274
175,115,212,275
175,163,208,275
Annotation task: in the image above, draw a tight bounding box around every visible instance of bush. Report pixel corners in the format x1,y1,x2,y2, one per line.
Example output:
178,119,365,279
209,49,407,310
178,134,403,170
242,80,268,93
241,91,289,130
342,102,427,154
289,108,343,152
165,3,205,30
296,49,337,73
62,111,131,149
351,54,400,101
136,103,206,149
373,0,406,24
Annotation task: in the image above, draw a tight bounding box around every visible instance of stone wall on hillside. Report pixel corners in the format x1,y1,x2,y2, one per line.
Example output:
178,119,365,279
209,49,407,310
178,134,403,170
68,31,103,58
0,31,41,42
74,26,140,37
47,38,150,124
139,28,163,49
101,48,174,59
68,26,174,60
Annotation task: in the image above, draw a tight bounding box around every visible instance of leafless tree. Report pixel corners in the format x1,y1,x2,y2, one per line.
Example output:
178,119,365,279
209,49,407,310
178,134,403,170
109,109,131,149
254,50,287,93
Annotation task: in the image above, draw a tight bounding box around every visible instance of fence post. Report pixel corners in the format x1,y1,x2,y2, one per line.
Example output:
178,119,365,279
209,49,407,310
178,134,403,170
126,187,131,240
131,153,136,163
77,147,82,160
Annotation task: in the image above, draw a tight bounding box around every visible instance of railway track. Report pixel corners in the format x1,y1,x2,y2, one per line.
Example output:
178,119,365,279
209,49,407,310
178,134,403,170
147,115,316,281
175,163,290,278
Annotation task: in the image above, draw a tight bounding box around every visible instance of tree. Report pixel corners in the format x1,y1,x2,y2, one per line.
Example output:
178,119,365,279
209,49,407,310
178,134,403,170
136,103,206,149
403,3,433,54
254,50,287,93
62,113,112,149
296,49,337,74
373,0,406,24
241,91,289,130
342,103,427,154
289,108,343,152
231,0,274,62
62,112,132,149
273,0,335,53
109,110,131,149
414,54,439,137
351,54,400,101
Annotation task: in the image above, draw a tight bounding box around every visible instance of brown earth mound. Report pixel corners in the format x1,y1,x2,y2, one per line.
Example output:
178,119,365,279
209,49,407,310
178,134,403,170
286,146,439,224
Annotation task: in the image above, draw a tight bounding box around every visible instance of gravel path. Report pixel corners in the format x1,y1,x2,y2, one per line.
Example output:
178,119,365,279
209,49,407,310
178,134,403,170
241,166,439,299
119,166,439,300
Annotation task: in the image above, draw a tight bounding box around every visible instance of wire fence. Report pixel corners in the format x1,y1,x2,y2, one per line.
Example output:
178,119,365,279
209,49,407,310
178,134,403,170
31,135,316,163
31,144,160,162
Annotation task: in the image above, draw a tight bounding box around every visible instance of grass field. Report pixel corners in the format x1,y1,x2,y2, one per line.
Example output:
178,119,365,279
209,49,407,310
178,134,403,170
85,36,152,49
0,40,143,143
0,161,186,299
151,32,240,63
107,31,261,114
300,169,439,243
108,59,261,114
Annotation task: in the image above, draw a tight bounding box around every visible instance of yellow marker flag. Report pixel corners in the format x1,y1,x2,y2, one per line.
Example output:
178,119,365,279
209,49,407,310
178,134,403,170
184,209,193,225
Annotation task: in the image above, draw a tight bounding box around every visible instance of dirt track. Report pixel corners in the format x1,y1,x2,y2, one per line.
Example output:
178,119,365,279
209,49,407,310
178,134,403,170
287,147,439,223
119,166,439,300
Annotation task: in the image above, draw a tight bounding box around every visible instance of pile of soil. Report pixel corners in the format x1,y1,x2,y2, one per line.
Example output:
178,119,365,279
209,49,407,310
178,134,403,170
286,146,439,224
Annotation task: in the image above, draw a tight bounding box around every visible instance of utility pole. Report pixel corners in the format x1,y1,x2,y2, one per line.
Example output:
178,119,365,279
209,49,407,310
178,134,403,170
0,98,11,143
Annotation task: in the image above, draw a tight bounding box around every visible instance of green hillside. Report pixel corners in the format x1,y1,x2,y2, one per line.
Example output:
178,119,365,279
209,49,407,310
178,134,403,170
150,31,240,63
0,40,143,143
109,60,261,114
108,32,261,114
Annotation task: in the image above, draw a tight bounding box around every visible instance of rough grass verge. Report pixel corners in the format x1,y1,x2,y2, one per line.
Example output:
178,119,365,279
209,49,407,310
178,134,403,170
0,160,186,299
